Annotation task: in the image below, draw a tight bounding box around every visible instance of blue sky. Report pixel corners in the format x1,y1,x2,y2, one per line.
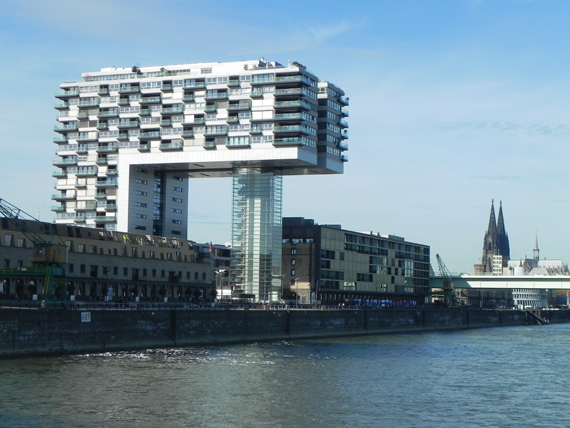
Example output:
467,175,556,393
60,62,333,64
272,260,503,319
1,0,569,273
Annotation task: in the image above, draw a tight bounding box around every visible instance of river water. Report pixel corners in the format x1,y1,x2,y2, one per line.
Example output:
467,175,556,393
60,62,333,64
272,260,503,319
1,324,568,428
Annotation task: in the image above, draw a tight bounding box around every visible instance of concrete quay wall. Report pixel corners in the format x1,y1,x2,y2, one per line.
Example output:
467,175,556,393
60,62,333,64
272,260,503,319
0,308,559,358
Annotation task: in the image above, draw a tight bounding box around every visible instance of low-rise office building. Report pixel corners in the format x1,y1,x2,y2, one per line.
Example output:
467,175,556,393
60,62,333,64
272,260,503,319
281,217,430,306
0,218,215,302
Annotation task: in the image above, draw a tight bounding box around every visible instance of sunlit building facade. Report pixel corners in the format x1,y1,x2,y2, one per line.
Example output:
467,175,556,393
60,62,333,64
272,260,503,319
53,59,349,301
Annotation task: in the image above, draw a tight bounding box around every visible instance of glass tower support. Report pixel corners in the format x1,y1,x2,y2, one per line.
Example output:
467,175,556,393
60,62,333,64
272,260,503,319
231,168,282,303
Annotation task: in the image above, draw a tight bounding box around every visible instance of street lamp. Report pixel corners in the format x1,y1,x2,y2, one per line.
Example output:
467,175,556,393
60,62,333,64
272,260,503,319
214,269,227,302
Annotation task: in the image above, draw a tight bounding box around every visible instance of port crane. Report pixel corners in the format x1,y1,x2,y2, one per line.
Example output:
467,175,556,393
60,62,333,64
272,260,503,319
436,253,455,306
0,198,67,307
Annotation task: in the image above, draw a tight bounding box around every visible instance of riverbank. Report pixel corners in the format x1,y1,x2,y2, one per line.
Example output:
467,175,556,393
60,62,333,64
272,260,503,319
2,306,569,358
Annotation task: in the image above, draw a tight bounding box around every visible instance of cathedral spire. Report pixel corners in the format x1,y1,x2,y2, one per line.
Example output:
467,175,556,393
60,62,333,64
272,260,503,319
497,201,506,236
487,199,497,236
533,232,540,261
481,199,510,273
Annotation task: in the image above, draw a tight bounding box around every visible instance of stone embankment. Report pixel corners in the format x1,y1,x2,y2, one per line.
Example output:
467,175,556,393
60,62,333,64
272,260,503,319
1,306,568,358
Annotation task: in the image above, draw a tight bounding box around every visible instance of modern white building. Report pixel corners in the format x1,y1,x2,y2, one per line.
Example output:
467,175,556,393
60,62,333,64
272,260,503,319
53,59,349,302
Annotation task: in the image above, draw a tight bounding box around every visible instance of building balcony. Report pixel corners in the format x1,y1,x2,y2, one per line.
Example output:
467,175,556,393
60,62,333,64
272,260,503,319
140,96,162,104
204,103,217,112
341,108,349,117
138,142,151,151
183,81,205,89
76,203,98,211
54,102,69,110
337,140,349,150
53,135,68,143
77,145,89,153
227,102,251,111
77,168,98,176
96,145,118,153
117,121,139,128
251,89,264,98
77,134,98,142
204,92,228,100
340,154,348,162
205,126,228,136
52,205,65,212
203,141,216,149
274,125,302,134
273,137,303,146
226,139,251,148
274,113,302,121
103,203,117,211
54,123,79,133
98,87,109,96
274,100,311,110
338,118,349,128
78,99,100,108
94,216,117,223
161,106,185,114
106,169,118,176
161,84,173,92
340,130,349,139
277,75,314,86
118,86,140,94
97,123,109,130
338,95,349,106
55,89,79,99
274,88,303,97
52,193,76,201
182,94,195,102
139,108,151,115
96,157,108,165
95,179,118,187
139,131,161,139
97,110,119,118
251,76,275,85
182,117,204,125
159,141,184,151
226,116,239,123
118,98,130,106
181,130,194,138
160,119,172,126
52,170,67,178
95,192,107,198
53,158,78,166
117,133,129,140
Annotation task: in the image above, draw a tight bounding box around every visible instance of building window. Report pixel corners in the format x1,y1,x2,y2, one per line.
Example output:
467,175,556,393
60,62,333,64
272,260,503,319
172,186,183,192
123,267,128,276
291,269,296,276
291,259,296,266
291,248,297,255
135,179,148,185
80,264,86,274
135,190,147,196
172,197,183,203
135,202,147,207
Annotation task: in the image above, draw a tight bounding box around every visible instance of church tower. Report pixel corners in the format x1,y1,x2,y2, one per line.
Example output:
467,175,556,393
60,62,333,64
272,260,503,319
481,200,510,273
